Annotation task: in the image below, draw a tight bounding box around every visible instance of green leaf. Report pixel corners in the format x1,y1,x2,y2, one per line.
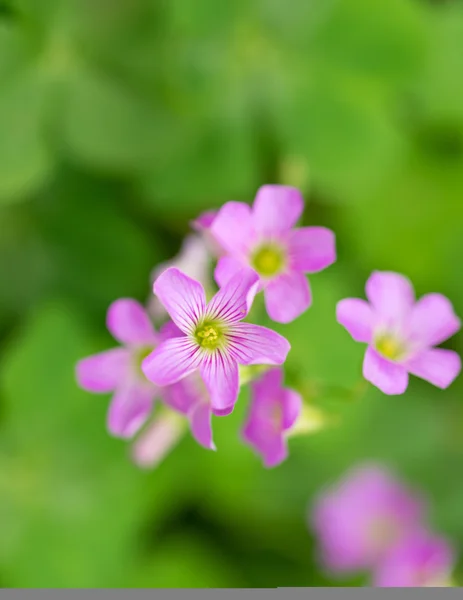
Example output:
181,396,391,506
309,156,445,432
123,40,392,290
0,68,53,203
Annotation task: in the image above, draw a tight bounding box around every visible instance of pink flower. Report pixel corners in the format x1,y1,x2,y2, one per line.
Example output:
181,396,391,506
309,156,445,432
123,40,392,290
210,185,336,323
76,299,159,438
148,234,212,320
337,271,461,395
142,267,291,415
374,531,455,587
242,368,302,468
132,371,215,468
191,209,224,256
311,464,426,573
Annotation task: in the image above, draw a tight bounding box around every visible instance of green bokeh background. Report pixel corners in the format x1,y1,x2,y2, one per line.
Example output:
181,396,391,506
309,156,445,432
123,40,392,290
0,0,463,588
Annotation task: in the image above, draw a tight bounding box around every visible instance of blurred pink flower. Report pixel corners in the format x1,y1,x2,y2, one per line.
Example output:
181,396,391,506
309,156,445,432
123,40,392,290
142,267,290,416
191,209,224,257
373,531,455,587
312,464,426,573
148,234,212,320
76,299,159,438
242,368,302,468
210,184,336,323
337,271,461,394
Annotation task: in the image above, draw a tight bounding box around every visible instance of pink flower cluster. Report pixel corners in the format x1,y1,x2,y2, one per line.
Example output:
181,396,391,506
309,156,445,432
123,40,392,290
75,184,461,471
311,464,456,587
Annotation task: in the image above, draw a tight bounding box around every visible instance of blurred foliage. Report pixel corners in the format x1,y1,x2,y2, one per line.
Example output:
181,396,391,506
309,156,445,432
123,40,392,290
0,0,463,588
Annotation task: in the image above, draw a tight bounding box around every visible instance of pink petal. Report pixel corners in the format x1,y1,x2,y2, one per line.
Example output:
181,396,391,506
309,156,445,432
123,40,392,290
406,349,461,389
242,422,288,468
76,348,130,393
253,185,304,234
131,413,185,469
188,401,215,450
200,350,239,414
206,268,259,324
107,383,154,439
281,388,302,430
288,227,336,273
153,267,206,333
409,294,461,348
363,347,409,395
107,299,157,346
264,272,311,323
336,298,374,343
366,271,415,324
209,201,254,254
214,255,246,287
191,209,217,232
228,323,291,366
142,337,202,386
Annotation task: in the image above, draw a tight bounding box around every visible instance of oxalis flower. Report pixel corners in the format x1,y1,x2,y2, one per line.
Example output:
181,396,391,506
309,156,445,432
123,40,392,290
337,271,461,394
210,184,336,323
373,531,455,588
242,368,302,468
142,267,291,415
311,464,426,574
76,299,159,438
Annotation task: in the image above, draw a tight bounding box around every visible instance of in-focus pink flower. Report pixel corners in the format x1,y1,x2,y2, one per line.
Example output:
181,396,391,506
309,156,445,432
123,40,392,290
148,234,212,320
210,185,336,323
142,267,291,415
242,368,302,468
337,271,461,395
311,464,426,573
374,531,455,587
76,299,159,438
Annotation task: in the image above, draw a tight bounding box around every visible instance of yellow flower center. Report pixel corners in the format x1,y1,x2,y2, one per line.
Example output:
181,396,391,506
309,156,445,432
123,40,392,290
374,333,406,361
195,322,224,350
134,346,155,379
251,244,286,278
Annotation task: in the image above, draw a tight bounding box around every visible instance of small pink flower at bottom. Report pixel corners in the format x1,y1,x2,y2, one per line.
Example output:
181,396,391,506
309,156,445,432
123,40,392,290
374,531,455,587
142,267,290,416
210,184,336,323
76,299,159,438
242,368,302,468
337,271,461,395
311,464,426,573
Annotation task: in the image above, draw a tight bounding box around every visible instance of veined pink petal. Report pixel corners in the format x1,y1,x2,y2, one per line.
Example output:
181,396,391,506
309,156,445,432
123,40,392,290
406,349,461,389
214,255,246,287
209,201,254,254
200,350,239,413
228,323,290,365
158,320,184,342
281,388,303,429
288,227,336,273
153,268,206,333
107,299,157,346
409,294,461,348
253,185,304,234
363,347,409,395
337,298,374,343
189,401,215,450
107,383,154,439
131,413,185,469
142,337,202,386
206,268,259,323
76,348,130,393
264,272,311,323
366,271,415,325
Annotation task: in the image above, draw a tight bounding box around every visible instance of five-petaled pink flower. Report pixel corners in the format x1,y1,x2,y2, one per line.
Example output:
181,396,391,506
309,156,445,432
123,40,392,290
311,464,426,573
210,184,336,323
373,531,455,588
337,271,461,395
142,267,291,416
242,368,302,468
76,299,159,438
